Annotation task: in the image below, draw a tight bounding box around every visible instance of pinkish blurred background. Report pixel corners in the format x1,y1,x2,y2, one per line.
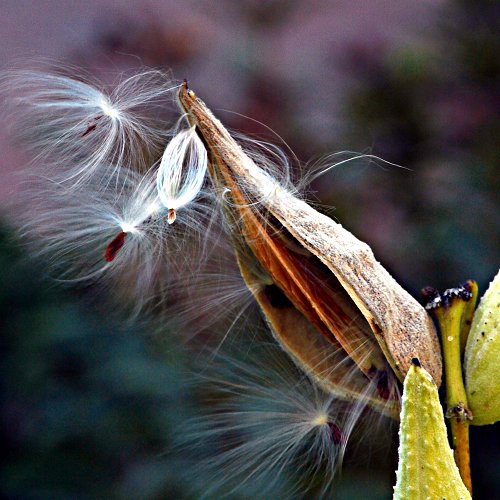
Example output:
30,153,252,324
1,0,497,291
0,0,442,199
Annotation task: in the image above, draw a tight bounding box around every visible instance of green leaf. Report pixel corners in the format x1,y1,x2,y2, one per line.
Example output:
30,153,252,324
394,361,471,500
464,269,500,425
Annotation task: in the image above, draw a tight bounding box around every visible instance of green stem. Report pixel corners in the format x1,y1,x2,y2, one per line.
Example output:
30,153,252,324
436,300,468,408
460,280,478,356
433,292,473,494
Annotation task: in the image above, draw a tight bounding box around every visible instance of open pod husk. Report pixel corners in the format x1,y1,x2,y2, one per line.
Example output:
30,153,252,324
178,84,442,418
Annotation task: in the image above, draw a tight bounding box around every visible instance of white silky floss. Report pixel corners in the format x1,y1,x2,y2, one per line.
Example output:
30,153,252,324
2,69,180,185
156,126,208,224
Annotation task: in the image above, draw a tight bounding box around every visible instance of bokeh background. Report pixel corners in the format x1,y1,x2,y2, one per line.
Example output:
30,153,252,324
1,1,498,498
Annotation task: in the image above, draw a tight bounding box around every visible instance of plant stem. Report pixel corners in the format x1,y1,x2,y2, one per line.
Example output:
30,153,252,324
460,280,478,355
432,291,473,494
451,416,471,492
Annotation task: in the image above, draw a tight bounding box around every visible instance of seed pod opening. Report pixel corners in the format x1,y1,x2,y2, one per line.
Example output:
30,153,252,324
177,83,442,389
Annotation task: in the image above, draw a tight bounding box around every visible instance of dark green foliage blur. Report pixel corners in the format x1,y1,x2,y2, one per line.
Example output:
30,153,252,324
0,225,403,499
0,226,192,499
331,0,499,294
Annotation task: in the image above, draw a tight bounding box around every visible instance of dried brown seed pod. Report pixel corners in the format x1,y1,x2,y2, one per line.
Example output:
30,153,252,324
178,84,442,400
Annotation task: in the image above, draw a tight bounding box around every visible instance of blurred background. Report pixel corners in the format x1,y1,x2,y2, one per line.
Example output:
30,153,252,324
0,0,498,498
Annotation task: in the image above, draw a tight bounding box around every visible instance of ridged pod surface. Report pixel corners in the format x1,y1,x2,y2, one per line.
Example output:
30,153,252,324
465,269,500,425
178,83,442,386
394,362,471,500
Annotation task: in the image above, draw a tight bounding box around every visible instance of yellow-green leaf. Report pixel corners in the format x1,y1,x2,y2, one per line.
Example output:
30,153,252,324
394,361,471,500
464,269,500,425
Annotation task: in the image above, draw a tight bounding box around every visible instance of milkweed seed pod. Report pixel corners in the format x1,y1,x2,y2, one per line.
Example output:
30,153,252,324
394,360,471,500
464,269,500,425
177,84,442,417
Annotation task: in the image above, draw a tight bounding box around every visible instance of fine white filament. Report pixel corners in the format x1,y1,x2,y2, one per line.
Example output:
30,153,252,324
2,69,180,185
2,64,406,497
156,127,208,223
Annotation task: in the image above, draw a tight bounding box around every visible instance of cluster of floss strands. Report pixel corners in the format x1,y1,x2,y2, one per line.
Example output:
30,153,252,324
2,66,398,497
2,68,217,312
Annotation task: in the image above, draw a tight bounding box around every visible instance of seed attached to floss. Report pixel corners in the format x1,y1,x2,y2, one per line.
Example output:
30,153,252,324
103,221,143,263
102,125,208,261
156,126,208,224
80,114,103,137
2,69,181,184
105,230,127,262
182,344,354,497
167,208,176,224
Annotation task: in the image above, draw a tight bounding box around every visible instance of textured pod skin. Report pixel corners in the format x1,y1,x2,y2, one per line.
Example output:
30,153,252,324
394,362,471,500
258,188,442,385
237,252,400,419
465,269,500,425
178,84,442,386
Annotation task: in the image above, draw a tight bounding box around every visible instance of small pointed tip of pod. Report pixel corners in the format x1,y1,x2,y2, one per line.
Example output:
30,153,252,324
411,357,421,367
181,79,196,99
